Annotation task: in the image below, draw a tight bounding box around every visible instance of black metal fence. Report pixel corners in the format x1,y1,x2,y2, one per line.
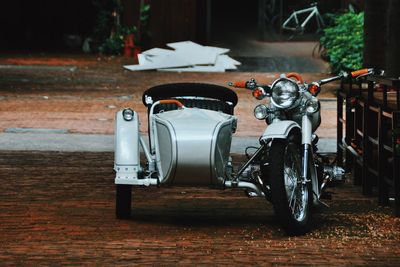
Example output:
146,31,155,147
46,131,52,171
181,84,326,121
337,75,400,216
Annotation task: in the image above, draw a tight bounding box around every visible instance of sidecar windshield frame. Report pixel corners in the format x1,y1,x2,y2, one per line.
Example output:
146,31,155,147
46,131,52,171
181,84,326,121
142,83,238,115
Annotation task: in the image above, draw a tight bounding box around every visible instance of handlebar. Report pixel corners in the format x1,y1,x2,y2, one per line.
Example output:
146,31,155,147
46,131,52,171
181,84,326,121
229,68,379,98
228,78,257,90
319,68,376,85
350,68,371,77
229,81,247,88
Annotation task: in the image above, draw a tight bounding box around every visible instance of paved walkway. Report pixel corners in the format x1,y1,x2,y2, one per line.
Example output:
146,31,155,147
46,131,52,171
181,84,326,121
225,40,329,72
0,133,337,153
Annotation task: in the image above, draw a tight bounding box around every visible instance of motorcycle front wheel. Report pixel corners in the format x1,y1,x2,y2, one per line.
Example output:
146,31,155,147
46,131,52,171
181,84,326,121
267,137,312,235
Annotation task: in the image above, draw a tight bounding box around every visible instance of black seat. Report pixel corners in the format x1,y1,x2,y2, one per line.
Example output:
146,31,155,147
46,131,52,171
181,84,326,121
142,83,238,115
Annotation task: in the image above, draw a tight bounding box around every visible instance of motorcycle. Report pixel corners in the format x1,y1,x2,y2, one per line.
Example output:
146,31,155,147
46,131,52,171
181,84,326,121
114,68,374,235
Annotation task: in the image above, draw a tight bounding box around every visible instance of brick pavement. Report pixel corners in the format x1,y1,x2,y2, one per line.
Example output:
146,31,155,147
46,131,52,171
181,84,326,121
0,151,399,266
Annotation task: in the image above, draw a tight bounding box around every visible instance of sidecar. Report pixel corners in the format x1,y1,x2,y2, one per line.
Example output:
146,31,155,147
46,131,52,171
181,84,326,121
114,83,254,218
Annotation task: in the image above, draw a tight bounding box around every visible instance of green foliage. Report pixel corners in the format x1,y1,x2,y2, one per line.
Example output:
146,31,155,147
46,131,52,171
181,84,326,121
137,3,151,48
320,12,364,73
140,3,151,27
94,2,151,55
92,0,122,42
99,26,137,55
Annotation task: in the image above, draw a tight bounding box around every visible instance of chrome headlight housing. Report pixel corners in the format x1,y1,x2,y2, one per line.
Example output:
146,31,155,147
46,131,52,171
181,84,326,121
254,104,268,120
270,78,300,109
305,97,320,114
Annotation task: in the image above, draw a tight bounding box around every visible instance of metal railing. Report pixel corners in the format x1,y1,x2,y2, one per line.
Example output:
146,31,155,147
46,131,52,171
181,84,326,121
337,75,400,216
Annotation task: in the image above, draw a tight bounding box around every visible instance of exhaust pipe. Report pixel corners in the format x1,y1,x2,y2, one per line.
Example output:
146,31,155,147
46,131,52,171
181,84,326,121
224,181,265,197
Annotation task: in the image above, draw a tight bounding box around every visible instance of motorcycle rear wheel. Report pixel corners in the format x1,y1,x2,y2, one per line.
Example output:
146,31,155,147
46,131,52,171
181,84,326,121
268,137,312,235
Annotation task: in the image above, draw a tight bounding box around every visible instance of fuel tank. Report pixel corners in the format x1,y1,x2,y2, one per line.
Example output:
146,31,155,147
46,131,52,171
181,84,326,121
153,108,237,187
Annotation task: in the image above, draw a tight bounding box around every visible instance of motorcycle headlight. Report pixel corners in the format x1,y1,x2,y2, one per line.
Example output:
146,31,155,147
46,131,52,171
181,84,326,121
271,78,300,109
305,97,320,114
254,104,268,120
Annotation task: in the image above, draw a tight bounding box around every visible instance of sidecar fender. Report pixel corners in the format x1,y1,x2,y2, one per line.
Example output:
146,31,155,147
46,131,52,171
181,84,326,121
114,110,141,185
261,120,301,141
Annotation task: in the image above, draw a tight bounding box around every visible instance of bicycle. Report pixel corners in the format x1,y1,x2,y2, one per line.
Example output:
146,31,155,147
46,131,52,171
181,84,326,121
271,2,325,40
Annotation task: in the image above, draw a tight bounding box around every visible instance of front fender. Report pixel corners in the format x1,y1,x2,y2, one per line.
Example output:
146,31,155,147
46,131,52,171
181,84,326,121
260,120,301,141
114,109,141,184
262,120,320,206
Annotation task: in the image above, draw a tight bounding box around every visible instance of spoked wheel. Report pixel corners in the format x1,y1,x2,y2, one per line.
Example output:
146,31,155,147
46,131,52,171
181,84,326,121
270,15,302,41
270,15,283,41
268,137,312,235
116,185,132,219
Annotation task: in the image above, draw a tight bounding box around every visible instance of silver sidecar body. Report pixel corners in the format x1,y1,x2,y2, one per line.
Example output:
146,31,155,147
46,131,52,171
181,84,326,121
153,107,237,186
114,83,239,188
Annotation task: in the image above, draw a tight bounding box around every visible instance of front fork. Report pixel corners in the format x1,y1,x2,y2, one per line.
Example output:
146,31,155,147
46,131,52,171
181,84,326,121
301,115,312,183
301,115,322,205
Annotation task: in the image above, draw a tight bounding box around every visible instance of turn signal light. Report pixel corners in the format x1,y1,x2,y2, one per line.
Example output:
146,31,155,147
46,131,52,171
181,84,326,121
308,83,321,96
252,88,265,100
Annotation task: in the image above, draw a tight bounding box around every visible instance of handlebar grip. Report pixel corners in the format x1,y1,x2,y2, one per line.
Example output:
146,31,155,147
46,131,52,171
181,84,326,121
230,81,247,88
159,99,185,108
351,68,370,77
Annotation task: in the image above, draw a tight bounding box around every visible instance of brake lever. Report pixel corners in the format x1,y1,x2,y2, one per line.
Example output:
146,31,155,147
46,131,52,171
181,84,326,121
355,69,385,81
355,73,370,81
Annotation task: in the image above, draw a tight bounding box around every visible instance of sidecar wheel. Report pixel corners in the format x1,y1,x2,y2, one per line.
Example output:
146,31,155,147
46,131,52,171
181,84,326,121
116,185,132,219
268,138,312,235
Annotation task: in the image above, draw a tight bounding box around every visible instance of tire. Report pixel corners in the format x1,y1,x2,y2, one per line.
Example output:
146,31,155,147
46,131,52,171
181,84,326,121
270,15,283,41
268,137,312,235
116,185,132,219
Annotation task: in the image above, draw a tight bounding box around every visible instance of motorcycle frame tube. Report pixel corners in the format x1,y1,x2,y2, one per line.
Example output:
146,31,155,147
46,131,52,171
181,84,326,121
139,135,156,172
148,100,176,182
148,101,161,154
236,143,267,178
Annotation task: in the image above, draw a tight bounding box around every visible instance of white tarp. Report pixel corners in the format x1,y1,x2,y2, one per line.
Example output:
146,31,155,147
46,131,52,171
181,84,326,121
123,41,241,72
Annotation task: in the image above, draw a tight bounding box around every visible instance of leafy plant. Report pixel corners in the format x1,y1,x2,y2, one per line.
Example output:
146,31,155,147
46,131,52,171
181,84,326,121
99,26,137,55
320,11,364,73
95,2,151,55
92,0,122,43
137,3,151,48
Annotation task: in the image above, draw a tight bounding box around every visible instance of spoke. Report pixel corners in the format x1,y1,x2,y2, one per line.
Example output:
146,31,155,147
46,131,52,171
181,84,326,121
283,142,308,221
291,194,297,214
288,185,296,210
